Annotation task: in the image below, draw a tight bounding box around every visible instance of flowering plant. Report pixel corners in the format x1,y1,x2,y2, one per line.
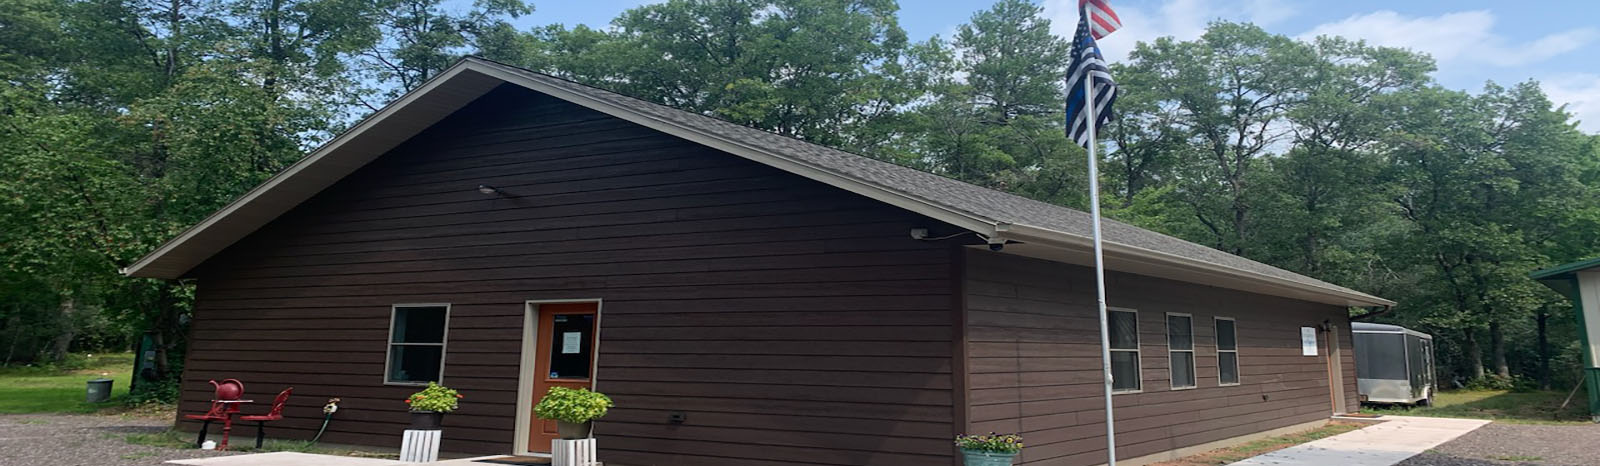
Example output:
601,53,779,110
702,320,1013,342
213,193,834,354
533,387,612,423
955,432,1023,454
404,382,462,413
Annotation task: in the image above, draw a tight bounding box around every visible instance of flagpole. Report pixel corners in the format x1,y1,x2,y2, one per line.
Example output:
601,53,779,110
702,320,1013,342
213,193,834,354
1083,68,1118,466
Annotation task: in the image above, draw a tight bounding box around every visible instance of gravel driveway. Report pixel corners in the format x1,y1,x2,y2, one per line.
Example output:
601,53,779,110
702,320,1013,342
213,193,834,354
0,414,233,466
1396,422,1600,466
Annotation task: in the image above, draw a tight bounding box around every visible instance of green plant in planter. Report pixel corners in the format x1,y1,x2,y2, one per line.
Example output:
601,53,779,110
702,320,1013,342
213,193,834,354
533,387,612,423
956,432,1022,465
404,382,462,413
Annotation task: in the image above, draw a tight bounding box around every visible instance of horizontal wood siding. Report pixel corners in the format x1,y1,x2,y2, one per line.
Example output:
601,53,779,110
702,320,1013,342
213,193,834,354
962,249,1356,465
180,84,956,465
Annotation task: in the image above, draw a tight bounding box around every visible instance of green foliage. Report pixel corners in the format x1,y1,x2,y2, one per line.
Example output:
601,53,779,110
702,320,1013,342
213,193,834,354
532,387,613,423
955,432,1023,454
125,359,184,406
0,352,132,413
1462,375,1539,392
404,382,461,413
1362,389,1591,424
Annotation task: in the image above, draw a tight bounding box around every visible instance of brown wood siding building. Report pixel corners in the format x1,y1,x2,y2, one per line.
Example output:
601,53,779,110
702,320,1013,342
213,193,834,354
180,85,960,465
139,59,1391,466
959,250,1358,465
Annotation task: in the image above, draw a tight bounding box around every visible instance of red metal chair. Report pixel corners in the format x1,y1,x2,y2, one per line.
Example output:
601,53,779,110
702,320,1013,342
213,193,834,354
240,387,293,449
183,379,245,448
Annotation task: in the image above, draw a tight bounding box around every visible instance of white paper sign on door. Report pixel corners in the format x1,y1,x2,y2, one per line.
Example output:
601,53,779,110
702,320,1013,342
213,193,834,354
562,332,582,354
1301,327,1318,356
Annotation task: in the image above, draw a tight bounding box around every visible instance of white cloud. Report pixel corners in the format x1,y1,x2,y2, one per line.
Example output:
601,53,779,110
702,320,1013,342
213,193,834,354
1542,73,1600,134
1300,10,1598,67
1040,0,1300,62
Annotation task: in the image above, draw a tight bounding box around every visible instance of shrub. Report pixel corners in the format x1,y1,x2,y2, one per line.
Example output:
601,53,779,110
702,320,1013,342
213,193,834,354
125,360,185,406
403,382,461,413
1465,375,1515,391
533,387,612,423
955,432,1023,454
125,375,182,406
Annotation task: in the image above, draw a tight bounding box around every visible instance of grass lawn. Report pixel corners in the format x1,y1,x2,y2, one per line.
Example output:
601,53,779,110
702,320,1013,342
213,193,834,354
1152,421,1366,465
0,352,133,414
1361,389,1592,424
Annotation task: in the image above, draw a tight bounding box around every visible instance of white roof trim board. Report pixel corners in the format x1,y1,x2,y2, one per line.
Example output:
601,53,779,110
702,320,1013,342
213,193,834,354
124,58,1392,307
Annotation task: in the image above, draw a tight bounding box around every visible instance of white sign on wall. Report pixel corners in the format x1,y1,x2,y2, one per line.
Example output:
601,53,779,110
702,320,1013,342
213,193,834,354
1301,327,1318,356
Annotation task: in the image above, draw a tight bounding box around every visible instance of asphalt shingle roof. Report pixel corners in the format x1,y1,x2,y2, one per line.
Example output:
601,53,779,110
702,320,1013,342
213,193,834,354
486,59,1381,303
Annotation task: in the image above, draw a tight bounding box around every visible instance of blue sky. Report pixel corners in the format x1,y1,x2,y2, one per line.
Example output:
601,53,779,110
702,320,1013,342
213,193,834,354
519,0,1600,132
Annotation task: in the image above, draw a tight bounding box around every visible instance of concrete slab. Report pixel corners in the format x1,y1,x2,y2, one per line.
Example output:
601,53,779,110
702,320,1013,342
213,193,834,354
166,451,407,466
1229,416,1491,466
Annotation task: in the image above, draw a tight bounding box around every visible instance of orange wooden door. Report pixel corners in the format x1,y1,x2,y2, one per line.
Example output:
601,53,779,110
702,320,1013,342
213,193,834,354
529,302,599,452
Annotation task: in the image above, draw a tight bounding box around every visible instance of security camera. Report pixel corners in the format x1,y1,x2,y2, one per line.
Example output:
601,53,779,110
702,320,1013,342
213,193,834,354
988,242,1005,252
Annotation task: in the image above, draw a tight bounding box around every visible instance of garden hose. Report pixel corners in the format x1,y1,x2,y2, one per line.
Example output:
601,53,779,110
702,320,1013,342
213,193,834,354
311,398,340,444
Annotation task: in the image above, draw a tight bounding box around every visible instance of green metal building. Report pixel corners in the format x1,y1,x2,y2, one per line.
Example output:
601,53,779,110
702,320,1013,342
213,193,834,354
1531,257,1600,422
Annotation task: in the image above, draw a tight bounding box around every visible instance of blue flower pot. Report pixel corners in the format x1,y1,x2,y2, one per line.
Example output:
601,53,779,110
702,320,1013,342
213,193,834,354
961,449,1017,466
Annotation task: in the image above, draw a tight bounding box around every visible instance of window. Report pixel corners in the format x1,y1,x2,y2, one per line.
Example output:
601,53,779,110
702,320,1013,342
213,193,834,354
546,313,596,379
1167,313,1196,389
1109,309,1141,392
1216,317,1239,385
386,304,449,384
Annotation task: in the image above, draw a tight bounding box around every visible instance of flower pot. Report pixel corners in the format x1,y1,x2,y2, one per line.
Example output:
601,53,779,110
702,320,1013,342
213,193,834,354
556,420,592,439
960,449,1017,466
409,410,445,430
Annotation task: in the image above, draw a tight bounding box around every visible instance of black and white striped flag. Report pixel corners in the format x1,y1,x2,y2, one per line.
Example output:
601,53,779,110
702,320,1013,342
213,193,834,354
1064,12,1117,148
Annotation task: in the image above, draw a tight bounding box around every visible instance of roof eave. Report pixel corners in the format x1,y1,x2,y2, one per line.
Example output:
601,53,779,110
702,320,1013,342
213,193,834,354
1000,223,1395,307
1531,257,1600,282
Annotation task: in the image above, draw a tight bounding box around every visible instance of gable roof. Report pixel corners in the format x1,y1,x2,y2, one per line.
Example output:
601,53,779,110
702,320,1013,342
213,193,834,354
123,57,1392,307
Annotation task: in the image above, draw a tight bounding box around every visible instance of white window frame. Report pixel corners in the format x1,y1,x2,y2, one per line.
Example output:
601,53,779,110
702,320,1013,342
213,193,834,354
1167,312,1197,390
1215,316,1240,386
1109,307,1142,394
384,303,451,386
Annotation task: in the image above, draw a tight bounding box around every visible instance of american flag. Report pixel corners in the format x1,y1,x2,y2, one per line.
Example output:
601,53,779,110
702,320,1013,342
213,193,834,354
1080,0,1122,40
1064,13,1117,149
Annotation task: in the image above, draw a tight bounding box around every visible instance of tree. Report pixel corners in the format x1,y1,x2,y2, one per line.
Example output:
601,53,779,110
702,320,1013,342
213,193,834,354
354,0,531,105
896,0,1086,207
1383,83,1592,379
1121,22,1317,255
1254,37,1432,276
521,0,918,152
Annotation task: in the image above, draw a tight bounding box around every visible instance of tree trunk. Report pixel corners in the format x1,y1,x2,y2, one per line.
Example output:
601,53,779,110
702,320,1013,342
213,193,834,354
1490,321,1509,378
46,296,77,362
151,282,182,377
1464,328,1485,379
1537,311,1551,389
4,311,22,365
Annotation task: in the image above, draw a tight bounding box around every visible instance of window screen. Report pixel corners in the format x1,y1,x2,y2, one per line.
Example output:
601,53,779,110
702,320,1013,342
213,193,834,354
1168,314,1196,389
1216,318,1239,385
387,305,448,384
1109,309,1140,392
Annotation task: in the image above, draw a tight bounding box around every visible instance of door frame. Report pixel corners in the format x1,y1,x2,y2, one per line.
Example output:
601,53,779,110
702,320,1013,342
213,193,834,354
513,299,604,456
1326,323,1346,414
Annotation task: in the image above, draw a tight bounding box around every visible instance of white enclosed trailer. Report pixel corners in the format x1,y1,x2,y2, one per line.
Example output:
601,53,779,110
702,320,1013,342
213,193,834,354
1353,322,1436,405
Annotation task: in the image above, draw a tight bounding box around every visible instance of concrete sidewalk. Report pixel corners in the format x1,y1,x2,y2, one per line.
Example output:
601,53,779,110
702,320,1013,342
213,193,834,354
1229,416,1491,466
166,452,539,466
166,452,406,466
